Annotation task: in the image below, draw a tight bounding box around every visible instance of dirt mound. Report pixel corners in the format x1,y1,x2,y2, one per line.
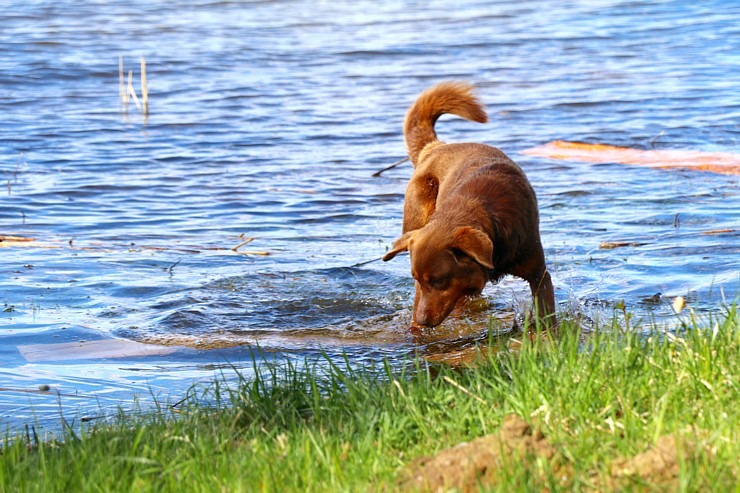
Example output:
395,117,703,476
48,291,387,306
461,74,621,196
606,434,705,490
397,415,703,492
397,414,559,492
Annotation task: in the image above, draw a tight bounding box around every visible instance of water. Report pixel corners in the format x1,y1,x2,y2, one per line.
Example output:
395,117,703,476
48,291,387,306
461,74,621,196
1,0,738,434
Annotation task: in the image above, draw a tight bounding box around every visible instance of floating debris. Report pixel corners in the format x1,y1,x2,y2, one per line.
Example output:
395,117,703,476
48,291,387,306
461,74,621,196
371,156,410,177
231,237,255,251
0,235,35,243
522,140,740,176
672,296,686,314
17,338,178,363
0,233,272,256
701,229,735,235
640,293,662,304
599,241,648,250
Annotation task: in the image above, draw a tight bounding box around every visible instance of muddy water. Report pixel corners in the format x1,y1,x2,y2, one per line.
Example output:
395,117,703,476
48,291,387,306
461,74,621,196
1,1,738,433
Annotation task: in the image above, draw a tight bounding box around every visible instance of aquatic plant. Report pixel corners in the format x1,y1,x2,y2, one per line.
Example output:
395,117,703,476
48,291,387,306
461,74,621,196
119,56,148,116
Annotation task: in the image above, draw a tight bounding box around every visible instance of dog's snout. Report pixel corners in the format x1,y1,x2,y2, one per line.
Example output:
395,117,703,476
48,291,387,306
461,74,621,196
413,299,434,327
414,296,451,328
414,310,433,328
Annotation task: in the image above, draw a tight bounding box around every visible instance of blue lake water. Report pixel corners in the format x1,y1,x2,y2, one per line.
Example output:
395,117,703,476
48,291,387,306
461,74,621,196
1,0,738,434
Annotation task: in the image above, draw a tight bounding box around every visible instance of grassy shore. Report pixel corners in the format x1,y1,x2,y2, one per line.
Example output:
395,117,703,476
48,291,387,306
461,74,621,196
1,304,738,492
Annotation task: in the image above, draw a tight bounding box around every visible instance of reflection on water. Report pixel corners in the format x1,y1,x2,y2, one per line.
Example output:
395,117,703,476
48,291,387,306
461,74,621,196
1,0,738,432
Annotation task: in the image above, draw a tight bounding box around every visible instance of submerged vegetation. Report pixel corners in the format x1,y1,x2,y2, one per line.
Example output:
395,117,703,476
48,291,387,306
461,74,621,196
1,304,738,492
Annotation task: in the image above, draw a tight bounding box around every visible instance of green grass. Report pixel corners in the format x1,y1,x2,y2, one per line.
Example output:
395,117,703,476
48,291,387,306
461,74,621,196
1,304,738,492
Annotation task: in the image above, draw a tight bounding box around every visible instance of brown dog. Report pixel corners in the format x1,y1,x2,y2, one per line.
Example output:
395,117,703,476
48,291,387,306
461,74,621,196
383,82,555,329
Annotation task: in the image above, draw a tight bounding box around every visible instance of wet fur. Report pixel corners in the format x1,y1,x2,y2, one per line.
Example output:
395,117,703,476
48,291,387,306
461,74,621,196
383,82,555,328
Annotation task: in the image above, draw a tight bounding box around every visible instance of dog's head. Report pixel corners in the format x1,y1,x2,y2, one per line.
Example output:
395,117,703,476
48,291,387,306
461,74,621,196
383,225,493,327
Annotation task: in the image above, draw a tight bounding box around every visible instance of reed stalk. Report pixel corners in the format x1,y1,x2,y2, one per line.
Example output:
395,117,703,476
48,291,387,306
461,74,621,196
118,57,148,116
118,56,126,107
140,56,148,115
127,69,141,112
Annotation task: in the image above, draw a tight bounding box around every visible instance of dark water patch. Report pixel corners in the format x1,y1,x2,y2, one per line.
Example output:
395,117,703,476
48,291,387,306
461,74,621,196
139,267,412,337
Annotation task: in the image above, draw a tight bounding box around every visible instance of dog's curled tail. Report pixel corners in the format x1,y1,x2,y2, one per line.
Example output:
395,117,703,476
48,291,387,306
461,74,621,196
404,81,488,166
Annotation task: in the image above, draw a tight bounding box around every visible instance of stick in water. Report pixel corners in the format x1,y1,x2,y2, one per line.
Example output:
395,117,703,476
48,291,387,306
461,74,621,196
140,56,148,115
372,157,409,177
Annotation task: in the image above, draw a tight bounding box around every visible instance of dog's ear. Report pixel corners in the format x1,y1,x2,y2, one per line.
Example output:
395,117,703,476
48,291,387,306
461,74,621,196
382,231,416,261
452,227,493,269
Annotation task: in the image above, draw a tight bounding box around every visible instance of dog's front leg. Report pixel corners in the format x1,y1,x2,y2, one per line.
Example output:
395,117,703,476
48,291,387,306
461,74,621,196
528,269,556,328
401,174,438,233
410,284,423,328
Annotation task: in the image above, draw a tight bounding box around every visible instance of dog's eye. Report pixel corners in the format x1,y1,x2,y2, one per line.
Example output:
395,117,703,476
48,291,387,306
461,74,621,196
428,277,447,289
